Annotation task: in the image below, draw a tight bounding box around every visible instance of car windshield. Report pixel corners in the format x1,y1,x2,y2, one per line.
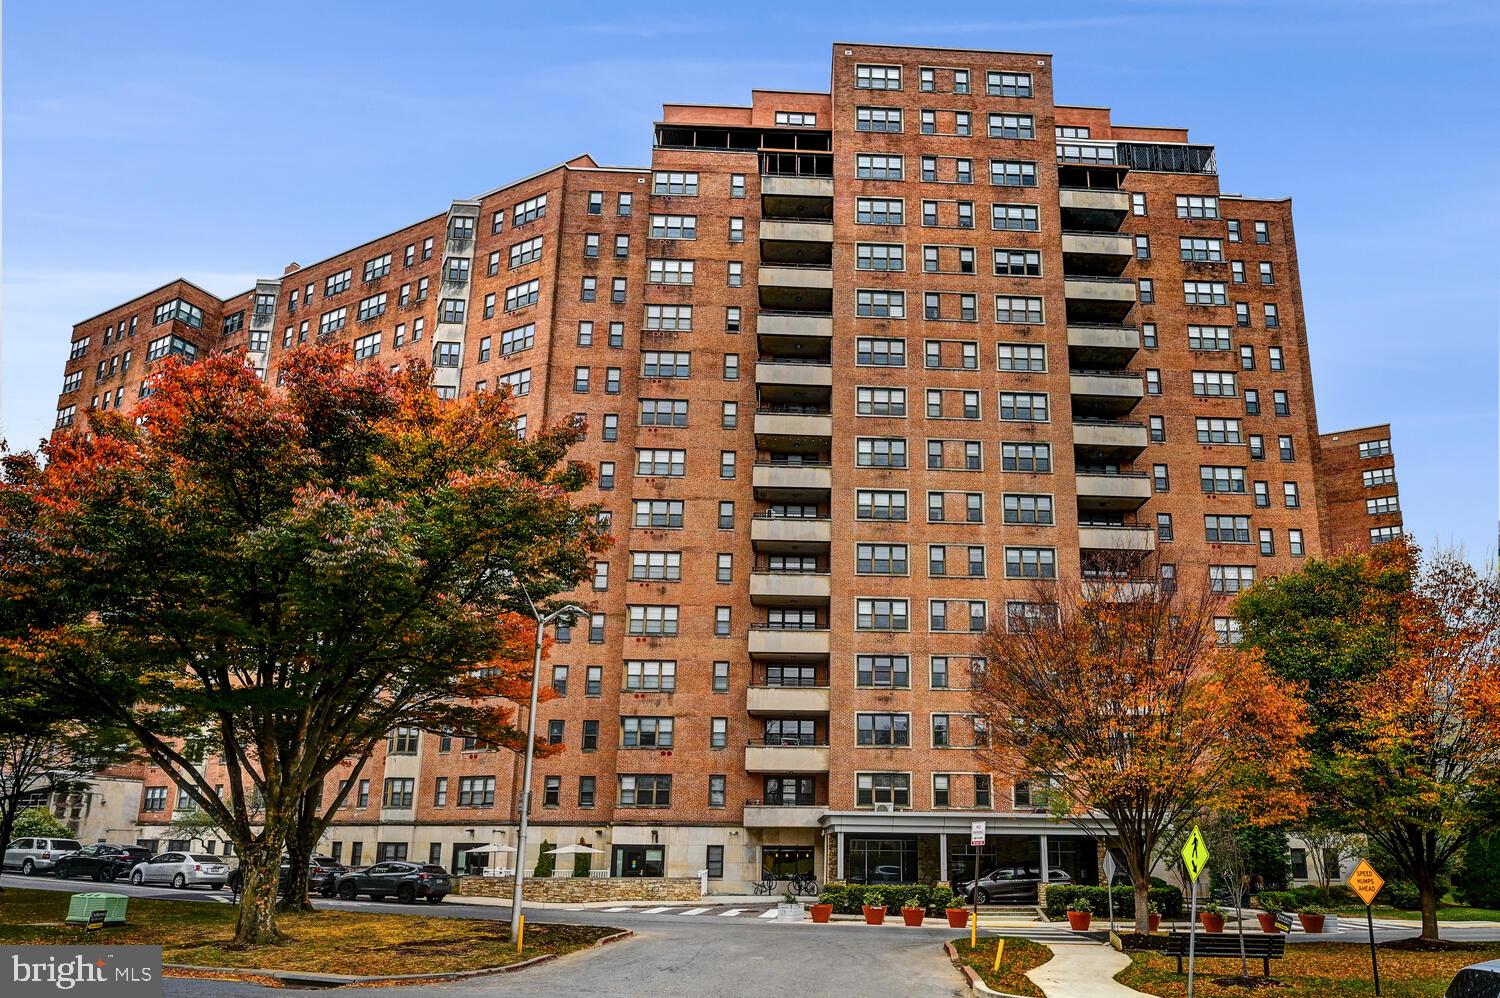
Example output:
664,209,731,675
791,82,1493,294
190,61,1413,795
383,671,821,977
54,841,82,851
191,854,219,863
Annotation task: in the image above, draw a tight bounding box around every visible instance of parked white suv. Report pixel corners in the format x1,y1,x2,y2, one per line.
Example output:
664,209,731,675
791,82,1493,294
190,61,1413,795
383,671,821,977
129,852,230,889
3,837,84,875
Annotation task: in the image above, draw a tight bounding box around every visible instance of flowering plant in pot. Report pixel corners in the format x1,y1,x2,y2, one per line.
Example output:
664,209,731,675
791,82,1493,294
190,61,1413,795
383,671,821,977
809,895,834,923
1257,897,1283,933
1297,903,1327,934
932,886,969,929
862,891,886,925
1199,901,1226,933
1146,900,1162,933
900,902,926,926
1065,899,1093,931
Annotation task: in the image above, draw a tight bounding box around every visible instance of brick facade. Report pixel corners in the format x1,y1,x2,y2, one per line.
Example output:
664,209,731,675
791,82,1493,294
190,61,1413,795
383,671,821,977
49,42,1399,892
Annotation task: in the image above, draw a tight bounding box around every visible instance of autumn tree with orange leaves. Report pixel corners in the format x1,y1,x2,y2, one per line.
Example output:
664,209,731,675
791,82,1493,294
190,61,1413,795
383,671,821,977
0,346,607,946
1237,539,1500,943
974,563,1310,935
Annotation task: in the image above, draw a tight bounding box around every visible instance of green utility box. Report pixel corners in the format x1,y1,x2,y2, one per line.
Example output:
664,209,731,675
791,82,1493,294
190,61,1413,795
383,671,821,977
64,893,128,925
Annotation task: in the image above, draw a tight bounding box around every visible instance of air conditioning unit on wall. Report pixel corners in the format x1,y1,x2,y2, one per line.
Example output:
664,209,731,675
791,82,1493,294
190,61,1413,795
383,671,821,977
873,802,895,813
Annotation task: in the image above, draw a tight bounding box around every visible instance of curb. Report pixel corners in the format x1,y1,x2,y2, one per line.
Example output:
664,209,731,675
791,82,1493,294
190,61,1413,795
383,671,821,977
163,928,634,988
943,941,1035,998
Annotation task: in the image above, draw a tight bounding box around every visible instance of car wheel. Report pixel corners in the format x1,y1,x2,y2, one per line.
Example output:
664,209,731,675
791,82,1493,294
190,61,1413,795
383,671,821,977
974,889,990,905
94,868,110,882
20,859,34,876
426,895,444,905
171,873,186,889
338,882,357,901
131,871,143,886
397,885,415,904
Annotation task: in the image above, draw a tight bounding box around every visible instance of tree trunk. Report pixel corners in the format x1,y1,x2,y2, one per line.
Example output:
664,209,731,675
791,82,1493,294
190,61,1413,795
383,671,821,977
1132,878,1151,934
232,842,286,946
279,791,321,914
1418,872,1441,943
0,800,18,893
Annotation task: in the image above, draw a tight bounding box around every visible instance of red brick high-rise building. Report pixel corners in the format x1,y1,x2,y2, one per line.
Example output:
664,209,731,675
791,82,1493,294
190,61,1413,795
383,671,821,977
49,44,1402,890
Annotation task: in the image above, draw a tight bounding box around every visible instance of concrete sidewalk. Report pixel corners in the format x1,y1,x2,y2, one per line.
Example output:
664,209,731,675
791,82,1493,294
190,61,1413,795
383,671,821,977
1027,943,1150,998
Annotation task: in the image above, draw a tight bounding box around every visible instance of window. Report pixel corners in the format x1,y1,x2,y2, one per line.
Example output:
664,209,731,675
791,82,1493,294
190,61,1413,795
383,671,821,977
1201,465,1247,494
1363,467,1396,487
1001,441,1051,472
627,605,679,636
513,194,547,226
1138,278,1155,303
1283,482,1301,507
857,543,909,575
1149,415,1166,442
618,775,671,807
633,499,683,528
719,502,735,529
720,451,736,478
1263,303,1281,328
994,249,1042,277
1135,235,1151,259
622,717,674,748
987,71,1032,97
710,718,728,748
1371,525,1402,545
988,114,1035,139
1005,547,1056,579
144,787,167,811
388,725,419,755
504,279,540,312
857,713,910,746
1232,261,1246,283
1154,464,1170,492
382,778,415,808
856,773,911,808
992,203,1040,231
1157,513,1175,541
856,153,904,180
999,392,1048,422
1359,438,1393,459
630,551,682,581
709,776,726,808
1176,195,1219,219
1003,494,1054,524
649,213,697,239
856,337,906,366
856,197,904,225
1236,302,1251,327
995,296,1043,324
1192,370,1238,397
856,64,901,90
324,270,352,297
433,342,461,368
1185,281,1228,306
317,308,348,337
1131,192,1147,215
989,159,1037,186
579,776,596,807
856,106,903,132
857,490,907,520
1254,220,1270,243
1273,390,1290,416
856,598,909,631
1196,417,1243,444
857,437,907,468
728,217,744,243
1187,325,1231,351
1210,565,1256,594
644,304,693,331
775,110,817,126
1180,237,1224,262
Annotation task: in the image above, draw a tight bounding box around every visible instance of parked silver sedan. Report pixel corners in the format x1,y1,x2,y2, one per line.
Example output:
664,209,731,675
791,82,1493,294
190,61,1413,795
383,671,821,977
129,852,231,889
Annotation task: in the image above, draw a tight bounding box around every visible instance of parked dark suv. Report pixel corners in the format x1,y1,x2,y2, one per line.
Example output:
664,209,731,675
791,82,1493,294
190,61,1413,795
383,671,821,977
958,866,1073,904
226,855,345,897
52,844,151,882
335,862,451,904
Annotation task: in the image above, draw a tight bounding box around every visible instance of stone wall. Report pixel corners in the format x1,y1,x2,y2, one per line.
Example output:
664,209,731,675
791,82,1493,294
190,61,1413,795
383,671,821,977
457,875,703,902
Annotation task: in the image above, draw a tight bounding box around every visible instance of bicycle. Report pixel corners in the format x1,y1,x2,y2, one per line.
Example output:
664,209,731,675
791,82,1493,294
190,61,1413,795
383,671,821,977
751,877,778,896
788,873,819,896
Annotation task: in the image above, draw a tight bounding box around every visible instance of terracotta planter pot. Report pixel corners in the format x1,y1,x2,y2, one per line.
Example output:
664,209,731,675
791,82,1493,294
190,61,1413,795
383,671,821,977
946,908,971,929
1200,912,1226,933
1258,913,1280,933
810,903,832,924
1298,913,1326,934
1066,910,1092,931
1148,913,1162,933
901,907,925,926
862,905,886,926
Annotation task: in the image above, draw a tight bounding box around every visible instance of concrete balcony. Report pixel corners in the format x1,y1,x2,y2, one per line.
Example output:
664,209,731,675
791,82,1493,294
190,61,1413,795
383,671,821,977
1073,420,1149,460
749,572,831,607
1076,472,1151,512
1078,525,1157,552
758,312,833,341
752,463,832,499
762,176,834,199
754,411,833,447
744,742,830,773
1064,277,1136,324
756,361,834,388
1058,188,1130,231
751,516,831,553
761,219,833,243
742,804,826,829
747,627,831,660
1067,324,1140,366
1071,372,1144,417
746,684,831,715
1062,232,1132,278
759,265,833,291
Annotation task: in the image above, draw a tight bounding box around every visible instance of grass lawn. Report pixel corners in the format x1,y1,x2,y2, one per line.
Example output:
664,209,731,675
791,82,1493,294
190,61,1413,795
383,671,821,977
1328,903,1500,922
1118,940,1500,998
949,936,1052,997
0,888,619,978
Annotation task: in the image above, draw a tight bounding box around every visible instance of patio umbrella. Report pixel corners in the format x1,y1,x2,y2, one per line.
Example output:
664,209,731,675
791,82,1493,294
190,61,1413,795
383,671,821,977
541,842,606,877
465,843,517,854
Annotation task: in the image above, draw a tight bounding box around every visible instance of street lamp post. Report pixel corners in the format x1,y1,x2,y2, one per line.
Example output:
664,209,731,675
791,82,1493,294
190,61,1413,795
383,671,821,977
510,594,586,943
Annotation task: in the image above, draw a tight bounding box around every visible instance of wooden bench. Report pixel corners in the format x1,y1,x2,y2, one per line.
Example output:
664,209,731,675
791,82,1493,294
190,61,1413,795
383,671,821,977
1162,932,1286,977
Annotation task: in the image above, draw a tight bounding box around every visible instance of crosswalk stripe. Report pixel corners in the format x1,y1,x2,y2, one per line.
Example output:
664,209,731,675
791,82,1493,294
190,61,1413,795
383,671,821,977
717,908,745,917
757,908,779,918
679,907,710,916
602,906,633,912
640,906,676,914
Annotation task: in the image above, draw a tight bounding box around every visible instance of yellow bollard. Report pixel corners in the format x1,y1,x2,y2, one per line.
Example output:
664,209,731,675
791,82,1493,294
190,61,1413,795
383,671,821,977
970,909,977,949
516,913,525,953
992,938,1005,974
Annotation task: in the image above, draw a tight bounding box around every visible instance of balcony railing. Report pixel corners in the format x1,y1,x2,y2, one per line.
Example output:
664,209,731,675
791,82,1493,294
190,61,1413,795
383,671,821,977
751,621,826,631
757,405,832,416
747,738,829,748
1075,417,1145,428
745,798,825,808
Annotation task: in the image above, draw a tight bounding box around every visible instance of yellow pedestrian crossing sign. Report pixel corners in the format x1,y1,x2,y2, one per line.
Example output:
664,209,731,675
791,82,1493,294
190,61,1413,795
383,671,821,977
1181,825,1210,882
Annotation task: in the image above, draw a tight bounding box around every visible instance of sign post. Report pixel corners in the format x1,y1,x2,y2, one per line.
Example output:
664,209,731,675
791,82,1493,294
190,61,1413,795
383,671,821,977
1104,852,1117,934
1347,859,1385,996
970,820,986,948
1180,825,1211,998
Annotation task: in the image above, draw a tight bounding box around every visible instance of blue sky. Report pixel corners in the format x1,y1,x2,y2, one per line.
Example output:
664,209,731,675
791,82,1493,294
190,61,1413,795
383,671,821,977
3,0,1496,560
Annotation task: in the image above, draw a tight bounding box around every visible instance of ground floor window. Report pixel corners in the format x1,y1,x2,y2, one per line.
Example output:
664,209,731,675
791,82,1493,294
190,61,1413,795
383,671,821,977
765,776,817,806
1290,848,1308,880
613,844,665,878
452,843,489,875
706,845,724,879
378,842,408,862
944,834,1039,886
846,836,918,884
1047,837,1098,886
762,846,814,879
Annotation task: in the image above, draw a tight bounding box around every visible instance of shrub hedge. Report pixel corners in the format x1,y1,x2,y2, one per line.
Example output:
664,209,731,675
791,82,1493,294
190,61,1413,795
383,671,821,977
1256,885,1358,912
1042,884,1183,919
816,882,962,914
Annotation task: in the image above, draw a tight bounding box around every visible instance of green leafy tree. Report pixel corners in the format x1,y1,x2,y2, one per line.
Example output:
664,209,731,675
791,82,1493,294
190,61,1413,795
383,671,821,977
534,840,555,878
1457,833,1500,909
0,346,605,945
11,806,74,840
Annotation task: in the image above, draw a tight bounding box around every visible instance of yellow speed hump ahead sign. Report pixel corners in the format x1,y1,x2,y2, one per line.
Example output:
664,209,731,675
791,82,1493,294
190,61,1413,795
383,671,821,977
1347,859,1385,907
1181,825,1210,883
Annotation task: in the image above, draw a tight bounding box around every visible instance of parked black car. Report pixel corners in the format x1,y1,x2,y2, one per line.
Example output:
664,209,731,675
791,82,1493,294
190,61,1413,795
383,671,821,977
226,854,347,897
957,866,1073,904
335,862,451,903
51,844,151,882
